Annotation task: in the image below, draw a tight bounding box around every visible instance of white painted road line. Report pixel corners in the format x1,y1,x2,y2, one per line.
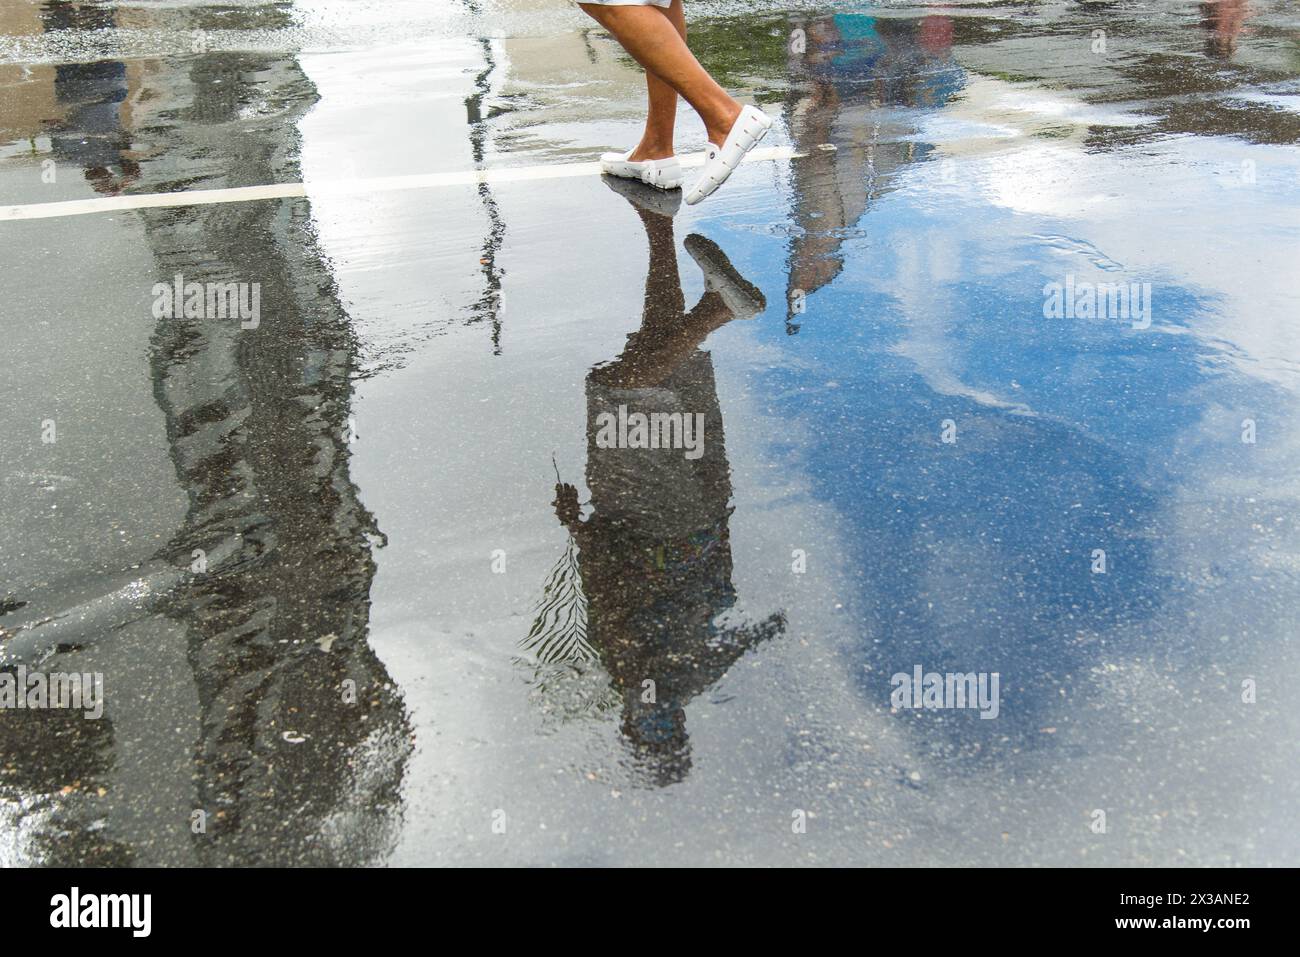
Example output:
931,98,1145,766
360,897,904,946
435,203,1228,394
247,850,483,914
0,146,806,222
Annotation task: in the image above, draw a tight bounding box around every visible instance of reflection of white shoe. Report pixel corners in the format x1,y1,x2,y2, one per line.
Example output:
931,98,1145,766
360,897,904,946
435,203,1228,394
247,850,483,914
602,174,682,217
600,150,682,190
684,105,773,206
685,234,765,320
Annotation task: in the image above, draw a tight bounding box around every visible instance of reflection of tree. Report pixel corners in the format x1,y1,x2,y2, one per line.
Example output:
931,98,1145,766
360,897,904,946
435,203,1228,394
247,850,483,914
526,185,784,787
139,49,411,867
0,705,132,865
2,22,411,864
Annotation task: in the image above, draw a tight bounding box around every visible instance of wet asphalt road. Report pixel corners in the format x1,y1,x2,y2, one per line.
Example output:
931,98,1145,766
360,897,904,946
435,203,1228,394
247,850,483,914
1,0,1299,866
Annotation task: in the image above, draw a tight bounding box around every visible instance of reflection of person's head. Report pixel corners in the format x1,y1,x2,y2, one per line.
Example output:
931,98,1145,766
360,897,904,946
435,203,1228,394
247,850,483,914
622,691,691,786
1200,0,1250,59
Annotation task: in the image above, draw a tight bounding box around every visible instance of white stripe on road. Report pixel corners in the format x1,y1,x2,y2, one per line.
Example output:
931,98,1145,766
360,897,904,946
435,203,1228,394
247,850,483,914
0,145,807,222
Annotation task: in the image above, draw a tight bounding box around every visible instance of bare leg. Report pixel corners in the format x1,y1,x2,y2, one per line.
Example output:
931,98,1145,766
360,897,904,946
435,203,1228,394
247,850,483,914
631,0,687,161
580,2,742,150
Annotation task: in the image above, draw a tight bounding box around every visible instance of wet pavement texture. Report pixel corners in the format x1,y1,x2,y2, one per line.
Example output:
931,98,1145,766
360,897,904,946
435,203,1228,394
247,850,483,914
1,0,1299,866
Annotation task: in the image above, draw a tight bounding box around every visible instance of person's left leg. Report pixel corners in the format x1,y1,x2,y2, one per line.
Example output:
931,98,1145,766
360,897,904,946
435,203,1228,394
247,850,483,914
629,0,687,161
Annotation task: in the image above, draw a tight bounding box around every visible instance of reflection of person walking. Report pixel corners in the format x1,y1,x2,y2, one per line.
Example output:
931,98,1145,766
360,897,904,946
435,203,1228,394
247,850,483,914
579,0,773,203
546,180,783,785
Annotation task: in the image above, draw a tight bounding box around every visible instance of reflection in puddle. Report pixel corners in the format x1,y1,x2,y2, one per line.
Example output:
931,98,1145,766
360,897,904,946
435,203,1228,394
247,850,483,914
3,0,410,867
524,182,785,787
2,0,1299,866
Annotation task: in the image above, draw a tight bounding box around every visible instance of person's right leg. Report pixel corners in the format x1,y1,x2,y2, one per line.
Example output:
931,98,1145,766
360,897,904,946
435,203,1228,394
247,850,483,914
579,2,742,149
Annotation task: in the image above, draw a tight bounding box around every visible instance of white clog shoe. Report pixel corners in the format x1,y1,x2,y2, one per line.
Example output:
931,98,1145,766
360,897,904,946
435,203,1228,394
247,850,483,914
600,150,683,190
684,105,773,205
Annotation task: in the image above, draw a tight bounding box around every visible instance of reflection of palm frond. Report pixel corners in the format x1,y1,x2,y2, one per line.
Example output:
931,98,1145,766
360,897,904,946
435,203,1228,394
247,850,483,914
513,657,623,728
521,535,592,665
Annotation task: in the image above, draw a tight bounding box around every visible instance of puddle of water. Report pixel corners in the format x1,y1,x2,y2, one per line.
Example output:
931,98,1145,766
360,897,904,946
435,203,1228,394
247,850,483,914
1,0,1299,866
